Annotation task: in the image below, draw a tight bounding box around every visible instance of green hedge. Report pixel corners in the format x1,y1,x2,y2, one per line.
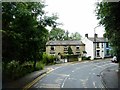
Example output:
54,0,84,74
42,53,56,65
2,60,44,82
82,56,91,60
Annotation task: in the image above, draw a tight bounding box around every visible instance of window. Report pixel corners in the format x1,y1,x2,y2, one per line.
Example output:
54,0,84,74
102,43,103,48
106,50,109,55
96,43,99,48
97,50,100,57
64,52,68,54
64,46,68,54
76,46,80,50
76,52,80,55
64,46,68,51
51,46,55,51
50,51,55,54
106,43,109,48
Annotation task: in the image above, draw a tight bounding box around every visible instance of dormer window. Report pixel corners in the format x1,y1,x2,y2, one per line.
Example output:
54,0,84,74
96,43,100,48
64,46,68,51
76,46,80,50
51,46,55,51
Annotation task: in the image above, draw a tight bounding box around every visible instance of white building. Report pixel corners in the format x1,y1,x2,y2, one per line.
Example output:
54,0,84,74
82,34,111,60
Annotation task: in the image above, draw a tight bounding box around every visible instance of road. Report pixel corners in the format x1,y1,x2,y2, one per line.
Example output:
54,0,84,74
31,59,118,88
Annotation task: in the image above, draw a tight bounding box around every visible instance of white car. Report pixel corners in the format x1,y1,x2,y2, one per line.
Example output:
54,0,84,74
111,56,117,62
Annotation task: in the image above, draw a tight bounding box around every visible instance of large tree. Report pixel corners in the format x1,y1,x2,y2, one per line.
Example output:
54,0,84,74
70,32,81,40
2,2,58,69
49,28,65,40
95,2,120,62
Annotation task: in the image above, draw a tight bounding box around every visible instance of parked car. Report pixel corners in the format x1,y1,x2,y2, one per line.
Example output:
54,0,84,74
111,56,117,63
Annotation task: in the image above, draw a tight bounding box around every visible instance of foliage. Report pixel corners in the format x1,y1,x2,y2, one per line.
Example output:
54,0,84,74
95,2,120,62
70,32,81,40
82,56,91,60
2,60,44,82
83,51,87,54
36,61,45,70
68,46,73,55
2,2,58,69
49,28,65,40
42,53,56,65
49,28,82,40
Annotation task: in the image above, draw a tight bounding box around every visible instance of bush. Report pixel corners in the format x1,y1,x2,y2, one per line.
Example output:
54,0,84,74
36,62,45,70
2,60,44,82
82,56,91,60
42,53,56,65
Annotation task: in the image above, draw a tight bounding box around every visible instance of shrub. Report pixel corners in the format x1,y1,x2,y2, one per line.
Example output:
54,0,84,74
42,53,56,65
2,60,45,82
82,56,91,60
36,62,45,70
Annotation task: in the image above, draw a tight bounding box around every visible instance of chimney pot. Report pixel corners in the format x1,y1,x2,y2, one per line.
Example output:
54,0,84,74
85,34,88,38
95,34,98,38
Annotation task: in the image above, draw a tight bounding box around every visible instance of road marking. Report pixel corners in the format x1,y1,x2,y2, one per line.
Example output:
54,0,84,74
93,82,97,88
23,69,53,90
72,70,74,72
61,75,69,88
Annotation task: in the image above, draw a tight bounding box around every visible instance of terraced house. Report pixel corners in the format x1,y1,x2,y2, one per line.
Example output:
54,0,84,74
82,34,111,59
46,40,85,56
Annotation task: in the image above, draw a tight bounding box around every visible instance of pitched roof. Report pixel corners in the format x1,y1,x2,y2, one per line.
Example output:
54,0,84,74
88,37,108,43
46,40,85,46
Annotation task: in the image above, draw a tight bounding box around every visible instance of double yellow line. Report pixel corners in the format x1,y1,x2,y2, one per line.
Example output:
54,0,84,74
23,69,53,90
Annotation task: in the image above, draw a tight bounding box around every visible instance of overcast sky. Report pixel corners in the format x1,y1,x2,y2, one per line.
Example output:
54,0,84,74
44,0,104,37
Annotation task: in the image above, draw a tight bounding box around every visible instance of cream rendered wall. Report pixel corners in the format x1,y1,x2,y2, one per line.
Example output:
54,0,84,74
82,37,94,59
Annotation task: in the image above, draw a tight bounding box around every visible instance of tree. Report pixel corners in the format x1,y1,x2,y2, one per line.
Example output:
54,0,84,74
2,2,58,70
68,46,73,55
49,28,65,40
95,2,120,62
64,30,70,40
70,32,81,40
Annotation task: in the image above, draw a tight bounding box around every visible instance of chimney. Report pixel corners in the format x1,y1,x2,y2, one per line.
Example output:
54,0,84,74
94,34,98,38
85,34,88,38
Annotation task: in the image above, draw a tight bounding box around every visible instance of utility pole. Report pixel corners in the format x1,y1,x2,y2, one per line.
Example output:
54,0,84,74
94,25,100,59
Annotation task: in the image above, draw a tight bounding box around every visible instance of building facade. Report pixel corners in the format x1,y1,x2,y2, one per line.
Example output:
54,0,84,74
46,40,85,56
82,34,111,59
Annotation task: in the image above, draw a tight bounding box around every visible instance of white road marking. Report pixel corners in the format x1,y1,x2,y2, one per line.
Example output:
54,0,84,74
93,82,97,88
72,71,74,72
61,75,69,88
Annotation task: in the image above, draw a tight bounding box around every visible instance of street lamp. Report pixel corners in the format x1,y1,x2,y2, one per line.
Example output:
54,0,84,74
94,25,100,59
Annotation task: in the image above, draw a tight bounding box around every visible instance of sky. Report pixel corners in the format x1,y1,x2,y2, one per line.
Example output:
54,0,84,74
44,0,105,37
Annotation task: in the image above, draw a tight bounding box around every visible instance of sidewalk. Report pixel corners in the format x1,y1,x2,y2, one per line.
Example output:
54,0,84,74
2,68,49,89
2,62,72,89
100,64,119,89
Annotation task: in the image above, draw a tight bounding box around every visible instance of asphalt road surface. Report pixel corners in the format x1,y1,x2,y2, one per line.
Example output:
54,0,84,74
31,59,118,88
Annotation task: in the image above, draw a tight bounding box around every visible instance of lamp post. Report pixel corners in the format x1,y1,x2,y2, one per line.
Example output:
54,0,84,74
94,25,100,59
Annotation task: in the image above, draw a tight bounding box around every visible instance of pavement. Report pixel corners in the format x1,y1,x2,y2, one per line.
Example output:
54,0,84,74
2,60,120,89
2,62,71,89
2,68,49,89
100,64,119,89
